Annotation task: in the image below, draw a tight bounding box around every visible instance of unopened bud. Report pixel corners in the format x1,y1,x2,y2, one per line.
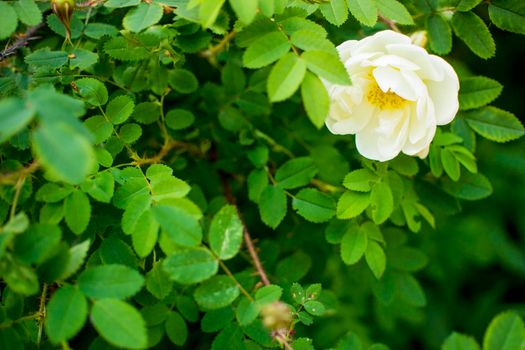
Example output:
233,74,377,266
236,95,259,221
52,0,76,43
260,302,293,331
410,31,428,48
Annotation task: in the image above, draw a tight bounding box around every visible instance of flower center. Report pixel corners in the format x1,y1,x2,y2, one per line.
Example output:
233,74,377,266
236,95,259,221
366,80,407,110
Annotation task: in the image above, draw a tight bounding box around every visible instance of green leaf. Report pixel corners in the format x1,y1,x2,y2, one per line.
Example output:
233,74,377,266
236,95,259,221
248,169,268,203
489,0,525,35
62,240,91,280
442,172,492,200
275,157,318,189
347,0,378,26
459,76,503,110
201,308,234,333
211,324,245,350
194,275,240,310
463,107,525,142
123,3,163,32
255,285,282,305
106,96,135,125
451,12,495,59
343,168,378,192
209,205,243,260
24,49,68,68
199,0,225,27
426,14,452,55
75,78,108,106
456,0,483,12
320,0,349,26
483,311,525,350
292,188,336,223
258,185,287,228
442,333,480,350
132,210,159,258
376,0,414,25
85,23,119,39
78,264,144,299
229,0,257,24
291,29,337,54
301,71,330,129
163,248,218,285
13,0,42,26
0,328,23,350
441,148,461,181
0,98,35,143
69,49,99,70
304,300,325,316
166,109,195,130
152,205,202,247
64,190,91,234
84,115,112,144
337,191,371,219
370,182,394,224
105,0,140,7
389,155,419,176
45,285,88,344
32,122,95,184
119,123,142,144
104,36,151,61
90,299,147,349
0,3,18,40
267,53,307,102
340,225,367,265
168,69,199,94
243,31,291,69
365,241,386,279
397,273,426,306
81,171,115,203
276,250,312,282
146,261,173,299
165,311,188,346
236,298,258,326
302,51,351,85
14,224,61,265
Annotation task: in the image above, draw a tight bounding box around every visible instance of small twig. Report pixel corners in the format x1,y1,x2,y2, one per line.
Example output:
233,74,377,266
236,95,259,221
0,23,44,62
0,161,40,186
219,172,271,286
200,31,237,58
218,259,255,302
379,15,401,32
37,283,48,347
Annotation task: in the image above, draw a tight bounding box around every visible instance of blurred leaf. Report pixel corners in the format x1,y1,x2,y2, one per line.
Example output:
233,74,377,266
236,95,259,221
45,285,88,343
209,205,243,260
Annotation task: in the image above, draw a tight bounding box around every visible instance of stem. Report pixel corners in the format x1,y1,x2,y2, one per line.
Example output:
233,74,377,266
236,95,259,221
219,172,271,286
218,260,255,302
9,176,26,220
379,15,400,32
0,23,44,62
200,31,237,58
0,161,39,186
37,283,48,347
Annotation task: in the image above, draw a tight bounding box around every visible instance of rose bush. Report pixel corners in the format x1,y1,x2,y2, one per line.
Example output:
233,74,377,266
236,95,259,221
325,30,459,161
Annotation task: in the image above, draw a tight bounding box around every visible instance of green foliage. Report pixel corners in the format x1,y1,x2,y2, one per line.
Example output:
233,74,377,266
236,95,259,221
1,0,524,349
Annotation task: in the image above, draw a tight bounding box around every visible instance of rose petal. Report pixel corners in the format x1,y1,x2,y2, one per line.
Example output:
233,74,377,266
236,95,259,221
426,55,459,125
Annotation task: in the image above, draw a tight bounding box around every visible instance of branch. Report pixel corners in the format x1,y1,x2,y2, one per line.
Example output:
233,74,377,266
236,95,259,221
0,23,44,62
200,31,237,58
0,161,40,186
378,15,401,32
219,171,271,286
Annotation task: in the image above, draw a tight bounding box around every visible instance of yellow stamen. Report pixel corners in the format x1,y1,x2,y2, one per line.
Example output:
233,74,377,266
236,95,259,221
367,80,407,110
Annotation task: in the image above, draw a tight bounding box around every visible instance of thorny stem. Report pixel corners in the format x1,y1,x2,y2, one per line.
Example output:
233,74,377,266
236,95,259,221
200,31,237,58
219,172,271,286
0,23,44,62
37,283,48,347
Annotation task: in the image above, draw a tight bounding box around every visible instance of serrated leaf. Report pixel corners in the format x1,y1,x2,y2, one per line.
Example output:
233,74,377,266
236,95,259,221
209,205,243,260
426,14,452,55
463,107,524,142
337,191,371,219
483,311,525,350
340,226,367,265
376,0,414,25
243,31,291,69
132,210,159,258
255,285,282,305
441,148,461,181
165,311,188,346
229,0,257,24
194,275,240,310
489,0,525,35
152,205,202,247
91,299,147,349
75,78,108,107
199,0,225,28
69,49,99,70
459,76,502,110
85,23,118,39
106,96,135,125
123,3,163,32
78,264,144,299
370,182,394,224
0,3,18,40
163,248,218,285
301,71,330,129
275,157,318,189
258,185,287,229
365,241,386,279
320,0,349,26
397,273,426,307
146,262,173,299
456,0,483,12
13,0,42,26
442,172,492,200
347,0,378,26
0,98,35,143
104,36,151,61
25,49,68,69
267,53,306,102
302,50,351,85
442,332,480,350
64,190,91,234
451,12,495,59
45,285,88,344
292,188,336,223
304,300,325,316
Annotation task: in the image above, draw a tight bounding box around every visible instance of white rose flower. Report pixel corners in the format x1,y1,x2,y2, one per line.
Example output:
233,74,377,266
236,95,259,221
325,30,460,162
